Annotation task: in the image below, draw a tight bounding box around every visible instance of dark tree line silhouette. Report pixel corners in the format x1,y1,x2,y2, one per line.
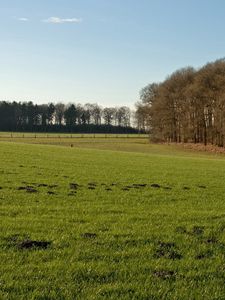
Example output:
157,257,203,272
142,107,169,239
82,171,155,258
0,101,139,133
135,58,225,146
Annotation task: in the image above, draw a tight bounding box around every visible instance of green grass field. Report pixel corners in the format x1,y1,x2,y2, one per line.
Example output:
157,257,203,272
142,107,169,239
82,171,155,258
1,134,225,299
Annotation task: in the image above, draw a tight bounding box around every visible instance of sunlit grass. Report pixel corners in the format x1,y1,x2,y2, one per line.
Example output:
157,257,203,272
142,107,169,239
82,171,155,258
1,140,225,299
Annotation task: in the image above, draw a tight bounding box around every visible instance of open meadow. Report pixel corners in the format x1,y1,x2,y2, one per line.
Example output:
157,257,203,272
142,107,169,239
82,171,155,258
1,134,225,299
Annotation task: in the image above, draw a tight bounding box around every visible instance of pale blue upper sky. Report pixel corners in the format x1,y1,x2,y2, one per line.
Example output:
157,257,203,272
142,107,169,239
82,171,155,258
0,0,225,107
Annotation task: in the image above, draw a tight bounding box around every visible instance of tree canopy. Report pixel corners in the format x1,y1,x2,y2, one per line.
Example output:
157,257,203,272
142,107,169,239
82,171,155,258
0,101,140,133
135,58,225,146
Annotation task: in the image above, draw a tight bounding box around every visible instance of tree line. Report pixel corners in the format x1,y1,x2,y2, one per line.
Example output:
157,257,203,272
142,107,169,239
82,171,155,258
135,58,225,146
0,101,140,133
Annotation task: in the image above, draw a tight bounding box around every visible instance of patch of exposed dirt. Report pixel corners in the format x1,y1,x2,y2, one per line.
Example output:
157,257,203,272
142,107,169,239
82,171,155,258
81,233,97,239
88,182,97,186
151,184,161,188
4,235,51,250
47,191,56,195
17,186,38,193
175,226,187,234
153,241,182,260
153,269,176,280
183,186,190,190
48,184,58,188
69,183,79,190
18,239,51,250
192,226,205,236
198,185,206,189
37,183,48,187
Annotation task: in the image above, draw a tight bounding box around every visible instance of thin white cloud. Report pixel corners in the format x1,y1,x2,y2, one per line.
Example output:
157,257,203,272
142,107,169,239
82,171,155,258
18,17,29,22
43,17,82,24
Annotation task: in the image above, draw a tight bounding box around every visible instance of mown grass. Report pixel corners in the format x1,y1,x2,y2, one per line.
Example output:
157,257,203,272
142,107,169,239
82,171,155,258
1,137,225,299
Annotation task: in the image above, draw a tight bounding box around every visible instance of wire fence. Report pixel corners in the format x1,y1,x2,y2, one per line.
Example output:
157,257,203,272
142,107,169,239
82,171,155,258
0,133,149,139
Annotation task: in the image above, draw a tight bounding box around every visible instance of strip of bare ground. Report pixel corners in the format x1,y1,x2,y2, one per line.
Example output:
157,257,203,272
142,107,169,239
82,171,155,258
166,142,225,155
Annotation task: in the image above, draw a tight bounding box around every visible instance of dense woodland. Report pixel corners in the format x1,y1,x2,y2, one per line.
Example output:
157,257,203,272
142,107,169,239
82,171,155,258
0,102,140,133
136,58,225,146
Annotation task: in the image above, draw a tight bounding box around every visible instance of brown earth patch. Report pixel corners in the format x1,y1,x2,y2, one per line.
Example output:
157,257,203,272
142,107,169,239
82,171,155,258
17,186,38,193
18,239,51,250
151,184,161,188
153,270,176,280
81,233,97,239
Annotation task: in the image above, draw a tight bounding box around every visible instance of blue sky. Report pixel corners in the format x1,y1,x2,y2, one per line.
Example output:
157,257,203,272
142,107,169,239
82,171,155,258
0,0,225,107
